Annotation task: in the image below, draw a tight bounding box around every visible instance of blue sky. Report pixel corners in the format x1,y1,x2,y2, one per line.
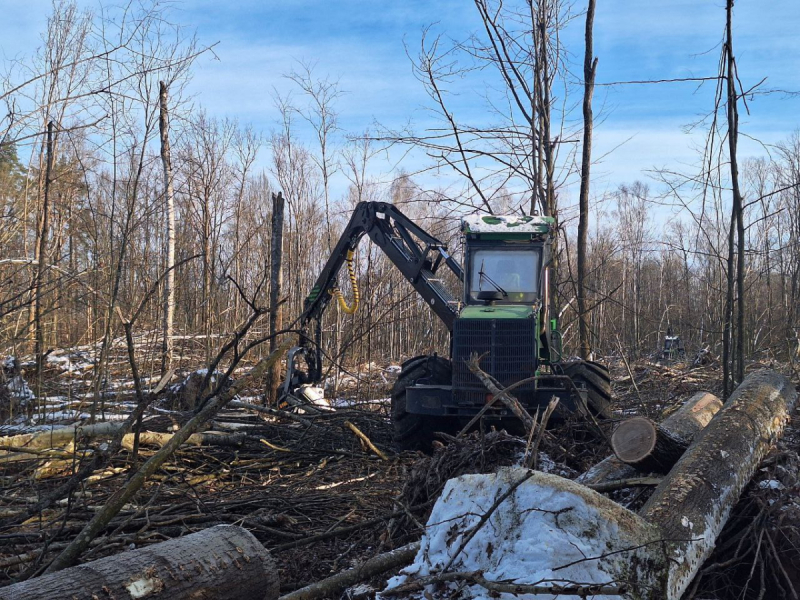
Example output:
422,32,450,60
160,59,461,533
3,0,800,211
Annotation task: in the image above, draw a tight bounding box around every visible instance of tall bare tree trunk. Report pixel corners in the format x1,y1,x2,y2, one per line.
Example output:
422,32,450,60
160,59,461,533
266,191,285,405
723,0,744,394
159,81,176,376
577,0,597,360
33,121,55,397
727,3,746,385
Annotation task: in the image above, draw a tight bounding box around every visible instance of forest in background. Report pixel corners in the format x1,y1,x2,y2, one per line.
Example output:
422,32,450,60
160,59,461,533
1,0,799,402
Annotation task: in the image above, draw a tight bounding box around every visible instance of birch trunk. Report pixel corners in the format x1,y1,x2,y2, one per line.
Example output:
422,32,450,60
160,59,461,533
159,81,176,375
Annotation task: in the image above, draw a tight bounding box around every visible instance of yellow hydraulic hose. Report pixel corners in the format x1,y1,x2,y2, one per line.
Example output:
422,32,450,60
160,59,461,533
329,249,360,314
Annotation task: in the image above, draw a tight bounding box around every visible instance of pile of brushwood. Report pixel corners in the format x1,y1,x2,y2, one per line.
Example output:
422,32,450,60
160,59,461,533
0,352,798,599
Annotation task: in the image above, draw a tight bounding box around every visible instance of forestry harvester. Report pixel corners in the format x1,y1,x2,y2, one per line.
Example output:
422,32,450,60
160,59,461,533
282,202,612,450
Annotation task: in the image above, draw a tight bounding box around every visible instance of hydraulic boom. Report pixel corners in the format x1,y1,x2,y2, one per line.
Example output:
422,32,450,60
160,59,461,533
286,202,463,389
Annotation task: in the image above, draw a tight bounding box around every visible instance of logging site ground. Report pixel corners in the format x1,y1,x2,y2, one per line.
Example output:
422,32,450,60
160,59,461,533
2,345,800,600
3,1,800,599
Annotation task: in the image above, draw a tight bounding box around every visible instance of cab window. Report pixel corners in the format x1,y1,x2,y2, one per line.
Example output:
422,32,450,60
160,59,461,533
469,249,541,303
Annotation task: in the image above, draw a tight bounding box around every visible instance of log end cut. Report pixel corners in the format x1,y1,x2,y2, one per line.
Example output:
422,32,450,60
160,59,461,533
611,416,657,464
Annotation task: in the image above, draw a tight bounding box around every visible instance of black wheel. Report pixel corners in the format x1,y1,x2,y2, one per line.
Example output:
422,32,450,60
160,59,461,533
391,355,453,452
562,360,613,419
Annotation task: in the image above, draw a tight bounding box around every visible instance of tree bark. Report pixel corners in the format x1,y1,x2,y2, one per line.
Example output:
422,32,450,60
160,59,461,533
577,0,597,360
0,526,279,600
641,369,797,598
266,191,285,405
578,391,722,485
159,81,176,376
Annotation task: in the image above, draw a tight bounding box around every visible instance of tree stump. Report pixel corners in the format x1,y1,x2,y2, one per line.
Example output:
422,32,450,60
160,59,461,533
0,526,279,600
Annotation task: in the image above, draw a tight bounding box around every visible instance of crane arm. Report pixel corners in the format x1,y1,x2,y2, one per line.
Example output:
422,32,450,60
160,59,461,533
288,201,462,389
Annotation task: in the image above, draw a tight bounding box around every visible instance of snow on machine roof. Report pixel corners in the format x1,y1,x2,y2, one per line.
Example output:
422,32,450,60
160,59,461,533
461,214,554,234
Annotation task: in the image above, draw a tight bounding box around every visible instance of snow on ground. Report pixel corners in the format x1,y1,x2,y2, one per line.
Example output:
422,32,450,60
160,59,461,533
6,374,34,403
384,466,661,600
29,410,131,424
46,350,96,373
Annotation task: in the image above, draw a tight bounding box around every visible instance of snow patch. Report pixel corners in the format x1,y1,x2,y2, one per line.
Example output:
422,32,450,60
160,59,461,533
383,467,662,599
758,479,784,490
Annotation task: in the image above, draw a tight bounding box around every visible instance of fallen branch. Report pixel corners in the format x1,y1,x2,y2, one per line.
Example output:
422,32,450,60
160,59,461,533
586,476,662,494
278,542,419,600
467,353,535,433
381,571,627,597
42,340,292,574
343,420,388,460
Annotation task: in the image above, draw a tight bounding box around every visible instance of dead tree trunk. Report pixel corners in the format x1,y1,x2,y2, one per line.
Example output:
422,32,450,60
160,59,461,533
0,526,279,600
159,81,176,376
577,0,597,360
578,391,722,485
266,191,285,406
33,121,55,389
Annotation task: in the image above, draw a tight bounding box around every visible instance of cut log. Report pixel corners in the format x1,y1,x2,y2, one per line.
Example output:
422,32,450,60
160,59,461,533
611,416,688,473
641,369,797,598
0,427,242,462
387,370,796,600
120,430,245,451
0,421,122,454
578,391,722,485
0,525,279,600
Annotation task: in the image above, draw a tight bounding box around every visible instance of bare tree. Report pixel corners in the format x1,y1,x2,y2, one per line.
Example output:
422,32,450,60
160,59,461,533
577,0,598,360
158,81,176,375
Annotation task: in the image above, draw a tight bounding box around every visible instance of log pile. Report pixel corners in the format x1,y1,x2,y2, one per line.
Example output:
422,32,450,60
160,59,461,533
578,390,722,487
385,370,797,600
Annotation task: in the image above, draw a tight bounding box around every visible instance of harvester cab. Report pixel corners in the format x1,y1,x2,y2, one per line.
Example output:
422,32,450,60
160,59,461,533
282,202,612,450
